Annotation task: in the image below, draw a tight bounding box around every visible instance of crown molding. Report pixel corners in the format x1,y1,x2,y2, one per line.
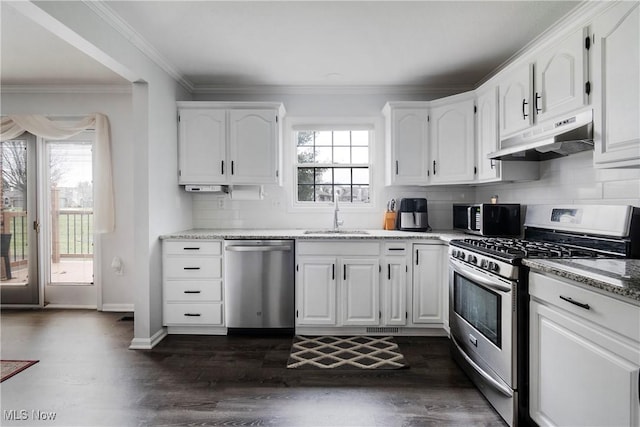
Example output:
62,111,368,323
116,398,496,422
83,1,194,92
191,84,473,97
475,0,614,88
1,84,132,94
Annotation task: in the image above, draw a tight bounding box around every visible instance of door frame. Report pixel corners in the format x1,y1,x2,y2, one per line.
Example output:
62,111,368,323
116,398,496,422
0,134,39,307
38,134,100,309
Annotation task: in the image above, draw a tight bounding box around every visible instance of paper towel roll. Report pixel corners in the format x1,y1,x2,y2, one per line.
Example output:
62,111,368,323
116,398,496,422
230,185,264,200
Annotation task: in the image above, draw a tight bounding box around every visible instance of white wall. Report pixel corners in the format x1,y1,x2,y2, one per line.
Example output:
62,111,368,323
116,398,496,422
1,90,136,309
22,1,193,347
475,151,640,208
190,90,474,231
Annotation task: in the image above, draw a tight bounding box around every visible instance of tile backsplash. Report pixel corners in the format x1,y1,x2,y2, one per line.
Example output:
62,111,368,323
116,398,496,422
475,151,640,207
192,151,639,231
192,185,473,230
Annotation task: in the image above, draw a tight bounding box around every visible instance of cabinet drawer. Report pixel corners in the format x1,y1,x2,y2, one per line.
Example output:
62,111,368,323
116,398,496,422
164,303,223,325
383,242,408,255
164,280,222,302
164,240,222,256
529,272,640,342
164,257,221,279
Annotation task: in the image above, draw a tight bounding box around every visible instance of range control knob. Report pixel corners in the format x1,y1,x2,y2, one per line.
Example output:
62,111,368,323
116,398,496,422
488,262,500,274
468,255,478,264
480,259,488,269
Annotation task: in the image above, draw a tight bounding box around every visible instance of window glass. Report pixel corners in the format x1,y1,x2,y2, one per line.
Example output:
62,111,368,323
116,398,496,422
294,130,371,204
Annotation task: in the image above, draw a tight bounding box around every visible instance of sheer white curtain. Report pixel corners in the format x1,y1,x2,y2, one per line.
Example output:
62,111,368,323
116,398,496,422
0,114,115,233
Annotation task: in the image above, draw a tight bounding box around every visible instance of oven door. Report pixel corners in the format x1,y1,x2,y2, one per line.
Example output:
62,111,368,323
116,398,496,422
449,257,516,389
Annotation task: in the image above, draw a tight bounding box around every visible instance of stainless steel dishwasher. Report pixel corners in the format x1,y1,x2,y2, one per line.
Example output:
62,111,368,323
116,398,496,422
224,240,294,331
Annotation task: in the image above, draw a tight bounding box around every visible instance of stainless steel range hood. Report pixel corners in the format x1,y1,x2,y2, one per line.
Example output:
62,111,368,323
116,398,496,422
488,110,594,161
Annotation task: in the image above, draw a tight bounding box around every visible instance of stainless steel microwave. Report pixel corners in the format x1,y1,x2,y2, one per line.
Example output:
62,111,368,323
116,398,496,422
453,204,521,236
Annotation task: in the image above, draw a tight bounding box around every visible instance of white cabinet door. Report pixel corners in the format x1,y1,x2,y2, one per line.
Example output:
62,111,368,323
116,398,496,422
534,27,588,124
296,257,337,325
430,98,475,184
530,301,640,427
229,109,279,184
385,107,430,185
412,244,444,324
499,63,533,138
382,256,407,326
475,86,501,182
178,109,226,184
341,258,380,326
592,1,640,168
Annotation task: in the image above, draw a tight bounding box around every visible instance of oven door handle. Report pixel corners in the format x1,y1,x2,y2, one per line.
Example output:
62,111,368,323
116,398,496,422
450,260,512,293
451,336,514,398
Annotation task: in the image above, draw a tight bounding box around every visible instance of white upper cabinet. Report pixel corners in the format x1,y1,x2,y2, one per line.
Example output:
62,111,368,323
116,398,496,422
499,63,533,138
429,96,476,184
178,109,226,185
383,103,430,185
592,1,640,168
177,102,285,186
228,109,280,184
533,27,589,123
475,86,501,181
498,26,589,140
475,85,540,183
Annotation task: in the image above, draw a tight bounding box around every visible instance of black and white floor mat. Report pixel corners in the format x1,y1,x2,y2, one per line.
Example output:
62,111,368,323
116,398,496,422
286,335,408,369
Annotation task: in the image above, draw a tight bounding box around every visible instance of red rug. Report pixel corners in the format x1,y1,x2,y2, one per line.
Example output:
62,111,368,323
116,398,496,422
1,360,39,382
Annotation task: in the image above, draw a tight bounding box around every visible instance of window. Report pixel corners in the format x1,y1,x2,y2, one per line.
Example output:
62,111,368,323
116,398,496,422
295,129,371,203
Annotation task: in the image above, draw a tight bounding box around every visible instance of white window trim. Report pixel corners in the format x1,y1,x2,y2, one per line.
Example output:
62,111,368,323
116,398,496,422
284,116,382,213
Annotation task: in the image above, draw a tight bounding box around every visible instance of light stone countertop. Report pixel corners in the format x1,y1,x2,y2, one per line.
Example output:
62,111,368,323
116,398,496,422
523,258,640,305
160,228,468,242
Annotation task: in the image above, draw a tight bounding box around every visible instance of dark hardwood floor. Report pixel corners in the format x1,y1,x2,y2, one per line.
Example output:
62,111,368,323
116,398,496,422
1,309,505,426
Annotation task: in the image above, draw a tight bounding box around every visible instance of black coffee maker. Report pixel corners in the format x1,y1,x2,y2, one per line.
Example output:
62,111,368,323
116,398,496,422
395,198,431,232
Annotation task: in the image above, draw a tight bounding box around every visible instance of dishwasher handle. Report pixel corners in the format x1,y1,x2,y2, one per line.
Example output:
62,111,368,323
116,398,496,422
225,245,292,252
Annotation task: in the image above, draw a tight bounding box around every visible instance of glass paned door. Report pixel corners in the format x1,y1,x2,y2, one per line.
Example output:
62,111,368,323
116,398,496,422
0,135,39,304
43,137,96,307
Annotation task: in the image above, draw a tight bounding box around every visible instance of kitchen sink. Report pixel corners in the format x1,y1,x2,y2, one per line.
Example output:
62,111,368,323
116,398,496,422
303,229,370,235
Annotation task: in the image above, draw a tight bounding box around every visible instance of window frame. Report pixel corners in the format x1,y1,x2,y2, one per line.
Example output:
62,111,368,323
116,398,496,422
287,117,379,212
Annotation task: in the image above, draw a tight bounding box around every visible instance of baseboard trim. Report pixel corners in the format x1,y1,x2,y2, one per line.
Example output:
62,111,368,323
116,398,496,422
101,303,134,312
129,328,167,350
44,304,97,310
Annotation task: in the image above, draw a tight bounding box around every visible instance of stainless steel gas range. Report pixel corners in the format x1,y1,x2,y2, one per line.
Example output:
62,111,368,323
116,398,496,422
448,204,640,427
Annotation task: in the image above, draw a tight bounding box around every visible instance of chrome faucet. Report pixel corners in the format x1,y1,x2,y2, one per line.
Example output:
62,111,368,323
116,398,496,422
333,194,344,231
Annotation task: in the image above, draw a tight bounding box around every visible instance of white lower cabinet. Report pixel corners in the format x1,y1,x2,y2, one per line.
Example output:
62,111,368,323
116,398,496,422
529,272,640,426
382,254,408,326
295,241,381,328
296,240,445,333
341,258,380,326
162,240,226,334
412,243,445,324
296,256,337,325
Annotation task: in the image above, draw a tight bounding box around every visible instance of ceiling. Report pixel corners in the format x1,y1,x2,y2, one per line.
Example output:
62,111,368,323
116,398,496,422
1,1,582,91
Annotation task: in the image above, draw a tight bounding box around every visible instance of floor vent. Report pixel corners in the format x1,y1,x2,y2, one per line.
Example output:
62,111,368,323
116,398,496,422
366,327,400,334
